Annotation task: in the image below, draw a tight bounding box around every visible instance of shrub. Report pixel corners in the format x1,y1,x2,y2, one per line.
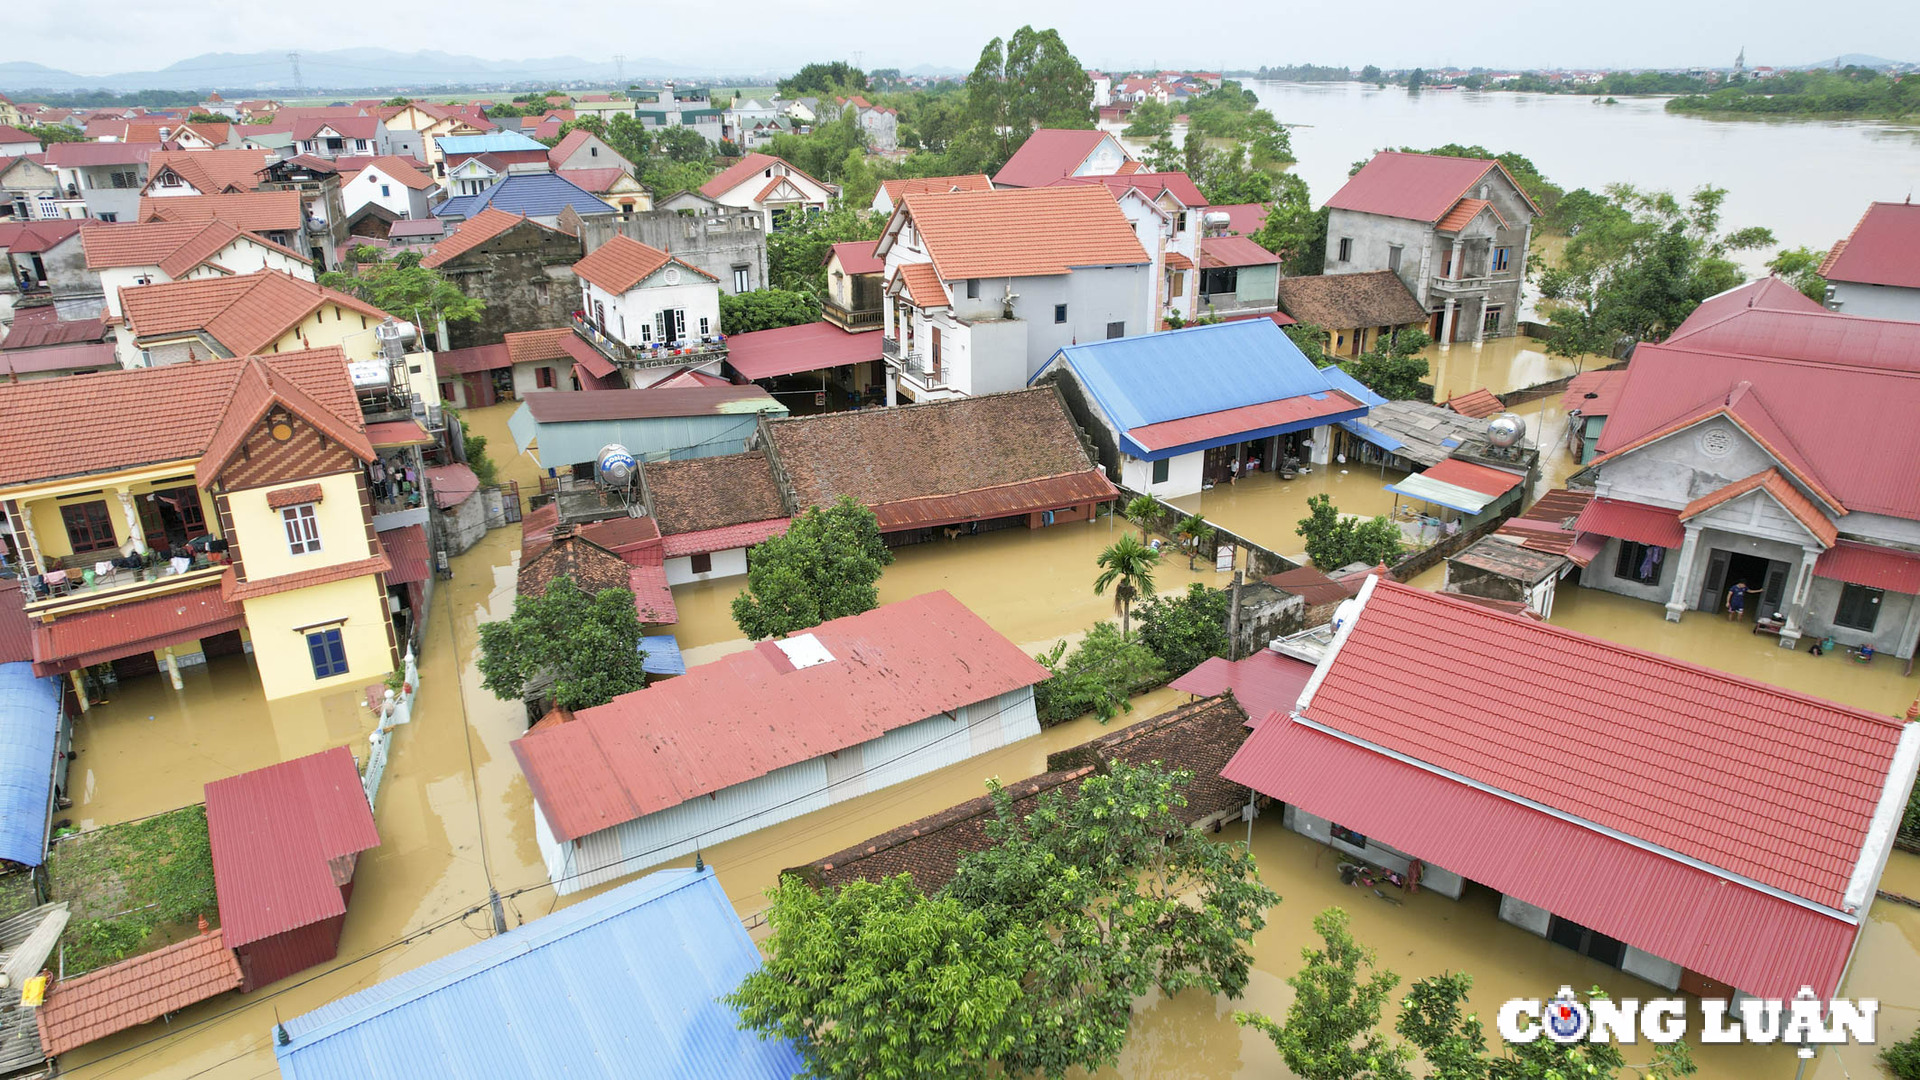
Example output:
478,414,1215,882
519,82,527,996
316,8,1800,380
1134,584,1229,677
1033,622,1167,725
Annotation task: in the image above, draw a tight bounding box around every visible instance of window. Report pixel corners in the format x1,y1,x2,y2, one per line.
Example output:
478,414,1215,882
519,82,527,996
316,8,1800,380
689,552,713,574
354,139,368,151
97,212,118,222
1175,211,1188,232
699,316,710,336
1054,303,1068,324
732,265,750,292
1330,823,1368,848
1613,541,1665,585
1834,584,1884,632
1106,321,1125,339
380,184,391,197
1170,269,1186,297
1151,458,1170,484
306,628,349,679
282,503,321,555
966,278,979,299
1493,247,1512,272
1387,244,1403,272
1201,267,1238,295
60,501,117,554
535,366,555,388
1337,237,1353,262
590,146,599,157
160,172,181,187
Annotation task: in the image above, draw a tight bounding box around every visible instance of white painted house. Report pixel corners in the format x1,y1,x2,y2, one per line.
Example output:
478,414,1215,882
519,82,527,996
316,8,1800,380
513,590,1050,893
872,185,1150,401
337,156,440,221
1820,201,1920,322
1050,172,1205,323
639,451,790,586
79,219,316,321
696,152,836,232
573,234,724,380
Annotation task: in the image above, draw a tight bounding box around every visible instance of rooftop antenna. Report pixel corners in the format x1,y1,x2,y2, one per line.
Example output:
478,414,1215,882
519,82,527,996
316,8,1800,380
287,51,304,95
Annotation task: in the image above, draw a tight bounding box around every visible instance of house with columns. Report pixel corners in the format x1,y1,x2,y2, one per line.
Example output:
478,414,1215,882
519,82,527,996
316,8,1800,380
1322,151,1538,345
1567,278,1920,659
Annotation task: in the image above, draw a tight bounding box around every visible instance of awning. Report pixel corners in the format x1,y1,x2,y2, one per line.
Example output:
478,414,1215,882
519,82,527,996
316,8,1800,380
725,321,882,381
366,420,435,448
1385,473,1499,516
1223,719,1861,1000
30,585,248,677
639,634,686,677
560,334,618,379
1337,418,1405,454
1570,497,1685,550
1566,532,1608,568
1815,540,1920,594
871,471,1117,533
571,362,625,391
1420,458,1524,497
0,662,60,866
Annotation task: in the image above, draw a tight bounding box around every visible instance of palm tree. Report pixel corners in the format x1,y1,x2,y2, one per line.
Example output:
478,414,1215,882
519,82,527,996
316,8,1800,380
1124,495,1161,541
1174,514,1215,570
1094,534,1161,638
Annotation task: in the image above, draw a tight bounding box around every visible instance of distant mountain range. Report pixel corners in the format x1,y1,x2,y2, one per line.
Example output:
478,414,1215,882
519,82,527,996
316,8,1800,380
0,49,785,93
1789,53,1916,70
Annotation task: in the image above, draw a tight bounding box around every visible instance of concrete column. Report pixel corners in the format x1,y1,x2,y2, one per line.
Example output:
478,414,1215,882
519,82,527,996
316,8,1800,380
1779,546,1823,647
884,366,897,408
1471,299,1488,345
70,669,88,713
15,505,42,575
1664,524,1703,622
116,488,146,554
1446,241,1463,280
1439,299,1457,346
163,646,183,690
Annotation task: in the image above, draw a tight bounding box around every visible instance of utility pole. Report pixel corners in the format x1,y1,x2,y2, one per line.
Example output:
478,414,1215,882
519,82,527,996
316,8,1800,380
852,50,863,74
614,54,626,88
287,51,304,95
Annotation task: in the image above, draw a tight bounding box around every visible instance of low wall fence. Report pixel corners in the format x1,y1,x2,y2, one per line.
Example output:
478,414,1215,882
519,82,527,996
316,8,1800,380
362,648,420,813
1114,486,1299,581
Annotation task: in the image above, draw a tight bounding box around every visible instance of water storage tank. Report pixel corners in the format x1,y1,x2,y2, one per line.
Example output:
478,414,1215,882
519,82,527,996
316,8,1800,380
1486,412,1527,448
1203,210,1232,230
596,444,637,488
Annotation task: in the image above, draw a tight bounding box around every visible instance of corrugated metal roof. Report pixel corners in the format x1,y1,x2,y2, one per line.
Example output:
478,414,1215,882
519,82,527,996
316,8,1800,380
0,662,59,866
1385,472,1500,515
991,129,1117,188
638,635,685,676
1327,151,1539,223
522,386,779,423
0,581,29,665
871,471,1116,532
727,321,883,381
205,747,380,948
379,524,432,585
1290,580,1908,909
365,420,433,448
31,583,248,677
659,517,789,559
1819,201,1920,288
276,868,800,1079
1561,369,1626,416
1418,457,1525,497
1332,398,1476,468
1126,391,1366,456
1571,497,1685,550
1222,719,1861,1000
1492,488,1593,557
433,132,547,154
1815,540,1920,593
514,591,1050,841
1168,650,1316,724
559,333,618,379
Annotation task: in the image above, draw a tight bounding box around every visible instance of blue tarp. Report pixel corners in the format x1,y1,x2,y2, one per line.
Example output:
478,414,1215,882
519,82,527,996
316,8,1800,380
639,635,686,677
0,662,61,866
276,868,801,1079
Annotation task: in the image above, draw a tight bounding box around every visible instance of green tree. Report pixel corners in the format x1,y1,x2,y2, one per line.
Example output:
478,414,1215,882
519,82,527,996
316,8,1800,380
731,496,894,639
1406,68,1428,92
1032,621,1167,724
1359,65,1383,82
538,114,607,148
1235,907,1414,1080
1341,328,1431,400
718,288,821,334
184,111,227,125
1767,245,1829,302
381,95,412,107
1252,172,1332,275
476,575,647,712
24,124,85,144
764,203,886,294
1133,583,1229,676
318,260,484,338
1286,322,1333,366
1884,1028,1920,1080
1093,532,1160,638
1297,494,1401,571
779,62,869,97
965,26,1094,170
1172,513,1215,570
1123,99,1174,138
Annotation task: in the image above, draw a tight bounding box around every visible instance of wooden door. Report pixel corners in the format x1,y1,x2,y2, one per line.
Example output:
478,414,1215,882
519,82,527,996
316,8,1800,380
1761,561,1789,617
1697,549,1730,611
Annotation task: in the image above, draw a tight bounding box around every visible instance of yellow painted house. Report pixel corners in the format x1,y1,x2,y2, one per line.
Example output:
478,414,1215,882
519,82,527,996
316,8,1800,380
377,103,486,168
0,348,402,701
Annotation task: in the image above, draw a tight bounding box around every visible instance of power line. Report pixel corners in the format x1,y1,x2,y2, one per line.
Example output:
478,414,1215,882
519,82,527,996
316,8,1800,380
285,52,302,96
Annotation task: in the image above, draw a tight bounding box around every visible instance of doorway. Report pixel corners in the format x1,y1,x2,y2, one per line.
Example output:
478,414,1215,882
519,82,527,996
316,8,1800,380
1698,549,1789,620
1546,914,1626,969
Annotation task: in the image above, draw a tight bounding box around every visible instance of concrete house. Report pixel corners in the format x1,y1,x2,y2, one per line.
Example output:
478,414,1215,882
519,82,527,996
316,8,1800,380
1197,234,1281,318
637,450,790,585
547,129,634,174
869,173,993,216
821,239,884,332
420,207,585,350
872,185,1151,400
1051,171,1206,324
0,220,97,320
991,128,1133,188
697,152,836,232
0,155,60,221
1274,269,1431,357
1324,151,1540,344
292,115,390,160
508,386,787,474
572,234,725,382
575,202,767,296
336,156,440,223
1033,319,1372,497
1224,576,1920,1002
1568,277,1920,658
1819,200,1920,321
0,125,39,157
80,219,315,321
139,149,276,198
833,95,899,151
137,191,318,269
513,591,1050,893
42,142,159,223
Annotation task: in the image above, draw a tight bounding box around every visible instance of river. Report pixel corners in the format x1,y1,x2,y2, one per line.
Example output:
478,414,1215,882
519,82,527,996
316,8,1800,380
1241,81,1920,256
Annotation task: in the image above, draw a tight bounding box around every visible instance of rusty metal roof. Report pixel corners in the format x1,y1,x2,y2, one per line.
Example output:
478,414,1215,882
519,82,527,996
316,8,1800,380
35,928,242,1055
30,584,248,677
204,747,380,949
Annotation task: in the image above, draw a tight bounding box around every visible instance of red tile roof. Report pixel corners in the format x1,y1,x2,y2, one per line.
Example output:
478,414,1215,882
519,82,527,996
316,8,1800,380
34,928,242,1055
420,207,564,269
291,115,380,140
1443,387,1505,418
725,320,882,381
504,327,573,365
1418,457,1525,498
893,186,1148,279
1200,234,1281,268
345,154,437,190
1434,196,1507,234
221,552,392,601
879,173,993,203
0,219,83,254
120,270,394,357
992,129,1120,188
823,239,883,275
1164,250,1194,271
1679,468,1837,547
698,152,834,201
1168,649,1317,723
1053,170,1207,208
891,261,948,307
1560,369,1627,415
574,233,714,294
138,190,303,234
1571,496,1685,549
513,591,1051,841
1327,151,1540,223
205,747,380,949
1267,580,1909,909
380,523,432,585
1224,717,1863,999
434,341,511,375
1818,201,1920,288
1127,390,1366,453
81,219,307,276
1492,488,1593,557
144,149,275,194
1815,540,1920,593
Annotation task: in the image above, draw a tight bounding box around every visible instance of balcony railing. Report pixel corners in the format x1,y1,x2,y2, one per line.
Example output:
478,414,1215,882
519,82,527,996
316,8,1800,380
822,299,883,332
880,335,918,364
1429,273,1516,296
571,312,728,372
22,562,226,617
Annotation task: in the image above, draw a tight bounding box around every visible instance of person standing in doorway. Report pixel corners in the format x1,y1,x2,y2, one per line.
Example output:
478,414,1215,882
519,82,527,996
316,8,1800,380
1726,581,1749,621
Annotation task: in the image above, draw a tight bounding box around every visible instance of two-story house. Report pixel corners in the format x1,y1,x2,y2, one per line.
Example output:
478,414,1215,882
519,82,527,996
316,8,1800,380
821,240,884,332
832,96,898,151
42,142,157,223
433,173,616,231
139,149,276,198
256,155,351,266
292,115,390,160
433,132,550,188
1819,200,1920,321
869,174,992,217
0,348,405,700
137,190,320,268
0,155,60,222
991,129,1133,189
1051,171,1205,324
375,103,488,167
630,84,725,145
1323,151,1540,345
81,219,315,322
697,153,836,232
547,129,634,175
336,156,442,232
421,208,585,349
571,234,725,386
1569,277,1920,660
872,186,1150,401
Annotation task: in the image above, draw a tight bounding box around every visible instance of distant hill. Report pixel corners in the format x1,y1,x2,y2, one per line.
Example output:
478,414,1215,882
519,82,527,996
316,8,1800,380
1789,53,1917,71
0,49,776,92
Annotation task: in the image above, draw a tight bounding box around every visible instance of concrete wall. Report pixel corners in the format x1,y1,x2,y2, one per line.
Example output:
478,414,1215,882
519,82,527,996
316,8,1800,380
664,545,747,586
1498,893,1551,936
1827,281,1920,322
582,275,721,349
240,575,393,700
1234,584,1307,657
436,491,488,555
1283,804,1466,899
578,208,767,297
510,359,568,398
1120,450,1205,498
433,220,583,350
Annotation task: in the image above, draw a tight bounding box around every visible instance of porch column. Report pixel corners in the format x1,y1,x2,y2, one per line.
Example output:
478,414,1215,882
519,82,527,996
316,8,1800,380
163,646,184,690
70,669,89,713
1446,241,1463,279
116,488,147,554
1472,299,1488,346
1439,299,1457,347
5,500,38,575
884,365,897,407
1663,523,1703,622
1778,546,1824,648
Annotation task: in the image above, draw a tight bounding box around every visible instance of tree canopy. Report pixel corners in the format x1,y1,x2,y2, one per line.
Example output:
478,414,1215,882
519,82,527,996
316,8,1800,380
1298,494,1402,571
780,62,869,98
1766,245,1829,302
1134,583,1229,677
1669,66,1920,121
1339,327,1431,401
765,204,886,295
730,497,894,639
965,26,1094,169
476,575,647,712
1252,172,1331,276
1032,621,1165,725
318,258,484,336
718,288,821,334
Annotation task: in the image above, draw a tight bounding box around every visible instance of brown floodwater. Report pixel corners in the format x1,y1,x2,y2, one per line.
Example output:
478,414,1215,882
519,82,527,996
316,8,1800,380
50,402,1920,1079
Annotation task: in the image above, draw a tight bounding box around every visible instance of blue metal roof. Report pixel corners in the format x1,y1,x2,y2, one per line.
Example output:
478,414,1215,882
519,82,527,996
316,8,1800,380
1033,320,1373,459
1314,362,1388,409
1338,418,1406,453
434,132,549,155
0,662,60,867
639,635,686,677
276,867,800,1080
435,173,616,221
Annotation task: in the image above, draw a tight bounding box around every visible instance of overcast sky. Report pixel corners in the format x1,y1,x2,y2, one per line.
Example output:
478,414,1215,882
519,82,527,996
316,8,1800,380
21,0,1920,77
